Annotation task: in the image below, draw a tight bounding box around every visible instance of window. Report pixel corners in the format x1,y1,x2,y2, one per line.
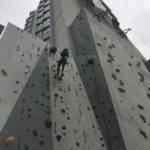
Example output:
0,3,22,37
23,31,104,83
38,12,43,17
36,31,43,38
36,23,43,30
44,0,49,6
43,18,50,27
37,17,43,23
44,37,50,42
43,27,50,34
43,11,49,18
44,5,50,12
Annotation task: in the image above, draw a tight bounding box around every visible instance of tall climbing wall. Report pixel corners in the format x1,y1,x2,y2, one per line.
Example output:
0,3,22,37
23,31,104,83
71,8,126,150
71,8,150,150
0,23,108,149
90,11,150,150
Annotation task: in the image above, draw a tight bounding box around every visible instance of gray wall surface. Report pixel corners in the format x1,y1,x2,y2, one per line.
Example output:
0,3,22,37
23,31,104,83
71,8,150,150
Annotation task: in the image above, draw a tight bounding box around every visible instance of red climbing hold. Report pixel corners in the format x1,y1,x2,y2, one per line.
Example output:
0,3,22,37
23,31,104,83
76,142,80,147
1,69,8,76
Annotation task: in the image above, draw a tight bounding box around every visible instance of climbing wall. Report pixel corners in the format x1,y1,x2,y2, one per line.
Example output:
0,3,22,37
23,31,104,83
48,51,107,150
0,23,53,149
71,8,126,150
89,11,150,150
71,8,150,150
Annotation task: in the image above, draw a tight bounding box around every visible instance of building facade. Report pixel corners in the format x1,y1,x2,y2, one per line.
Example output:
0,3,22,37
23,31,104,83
24,0,53,44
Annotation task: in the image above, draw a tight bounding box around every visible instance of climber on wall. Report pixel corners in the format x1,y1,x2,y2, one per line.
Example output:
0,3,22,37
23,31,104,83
54,48,69,80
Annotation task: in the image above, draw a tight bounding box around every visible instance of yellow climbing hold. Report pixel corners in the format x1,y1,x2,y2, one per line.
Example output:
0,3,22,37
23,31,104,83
5,136,15,146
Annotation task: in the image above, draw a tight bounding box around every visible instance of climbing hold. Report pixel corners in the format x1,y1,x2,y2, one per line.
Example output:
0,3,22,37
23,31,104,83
87,107,91,111
119,80,124,86
147,93,150,98
67,117,70,120
14,90,18,94
140,115,146,123
112,74,117,80
115,69,120,73
138,72,144,82
111,44,115,48
87,58,94,64
103,37,107,40
62,126,66,130
39,140,45,147
32,130,38,137
24,145,29,150
109,46,112,49
107,53,114,61
5,136,15,146
54,93,58,97
61,109,66,114
76,142,80,147
44,119,52,128
137,61,141,67
74,130,77,133
137,105,144,110
46,111,50,114
107,59,112,63
118,88,125,93
139,128,147,139
97,43,101,47
63,133,66,136
56,135,62,142
130,55,134,58
16,81,20,84
1,69,8,76
128,62,132,66
22,99,26,103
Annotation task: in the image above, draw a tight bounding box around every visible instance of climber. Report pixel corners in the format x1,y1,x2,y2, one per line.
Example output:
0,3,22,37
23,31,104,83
55,48,69,80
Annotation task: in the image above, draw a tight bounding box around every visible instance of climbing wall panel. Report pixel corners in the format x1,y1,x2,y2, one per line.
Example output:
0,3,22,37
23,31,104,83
48,50,107,150
0,23,46,132
71,8,127,150
89,11,150,150
0,23,53,149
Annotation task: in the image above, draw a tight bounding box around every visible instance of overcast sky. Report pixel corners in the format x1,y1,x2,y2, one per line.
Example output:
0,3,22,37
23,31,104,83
0,0,150,60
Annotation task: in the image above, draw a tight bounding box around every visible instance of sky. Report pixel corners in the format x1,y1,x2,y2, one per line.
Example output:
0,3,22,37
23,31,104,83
0,0,150,60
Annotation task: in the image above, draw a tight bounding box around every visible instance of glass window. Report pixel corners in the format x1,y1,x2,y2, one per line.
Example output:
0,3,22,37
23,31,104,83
44,5,50,12
37,17,43,23
44,37,50,42
43,27,50,34
44,1,49,6
36,31,43,38
43,18,50,27
43,11,49,18
36,23,43,30
38,12,43,17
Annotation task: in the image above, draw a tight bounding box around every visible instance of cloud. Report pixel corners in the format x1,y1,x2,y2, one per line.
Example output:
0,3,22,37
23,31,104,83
0,0,39,28
0,0,150,59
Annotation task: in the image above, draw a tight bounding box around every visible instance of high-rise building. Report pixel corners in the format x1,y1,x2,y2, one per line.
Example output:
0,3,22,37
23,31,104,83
0,0,150,150
24,0,53,44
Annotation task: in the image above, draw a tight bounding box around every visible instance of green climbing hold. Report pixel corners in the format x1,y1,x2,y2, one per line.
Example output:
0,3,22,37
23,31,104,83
44,119,52,128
